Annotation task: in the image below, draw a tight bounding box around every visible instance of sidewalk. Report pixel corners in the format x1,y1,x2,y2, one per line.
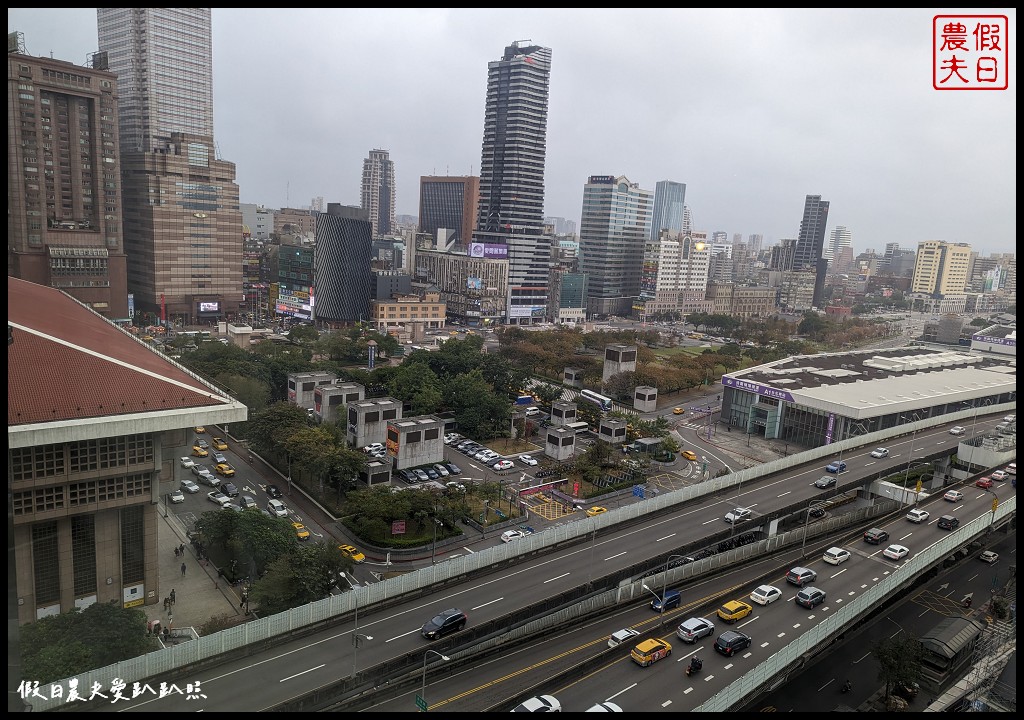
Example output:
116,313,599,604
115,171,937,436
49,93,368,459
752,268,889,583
144,504,243,636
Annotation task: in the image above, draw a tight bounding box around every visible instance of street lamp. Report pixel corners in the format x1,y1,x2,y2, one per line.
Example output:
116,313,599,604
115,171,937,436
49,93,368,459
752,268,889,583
659,555,685,619
801,500,830,556
351,593,373,677
420,649,450,712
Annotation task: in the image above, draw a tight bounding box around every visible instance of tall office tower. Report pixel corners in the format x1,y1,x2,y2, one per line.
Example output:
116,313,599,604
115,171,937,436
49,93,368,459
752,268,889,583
579,175,654,317
747,233,763,255
792,194,830,307
911,241,972,295
98,8,242,325
711,231,729,245
313,204,373,324
361,149,396,238
311,196,324,212
418,175,480,250
474,40,553,324
7,39,129,318
825,225,853,264
708,241,734,283
681,206,693,236
649,180,686,241
769,238,798,271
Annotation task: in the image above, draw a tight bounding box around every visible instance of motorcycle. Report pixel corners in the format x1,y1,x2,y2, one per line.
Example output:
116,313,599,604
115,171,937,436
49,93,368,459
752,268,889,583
685,659,702,677
841,680,852,694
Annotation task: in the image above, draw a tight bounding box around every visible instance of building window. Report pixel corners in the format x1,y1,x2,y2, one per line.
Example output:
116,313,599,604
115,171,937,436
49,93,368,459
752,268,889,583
32,521,61,604
120,505,145,584
68,480,97,506
72,515,97,596
10,444,65,481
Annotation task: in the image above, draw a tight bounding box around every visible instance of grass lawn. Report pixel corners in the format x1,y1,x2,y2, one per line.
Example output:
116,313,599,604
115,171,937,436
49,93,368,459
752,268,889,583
482,438,541,455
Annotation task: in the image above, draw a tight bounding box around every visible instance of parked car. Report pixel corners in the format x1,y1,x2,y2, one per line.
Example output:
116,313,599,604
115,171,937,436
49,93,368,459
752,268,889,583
717,600,753,623
825,460,847,473
180,478,200,494
168,489,185,504
905,508,930,523
585,506,608,517
492,459,515,471
869,447,889,458
432,463,450,477
421,608,468,640
518,454,539,466
444,462,462,475
414,469,430,482
676,617,715,643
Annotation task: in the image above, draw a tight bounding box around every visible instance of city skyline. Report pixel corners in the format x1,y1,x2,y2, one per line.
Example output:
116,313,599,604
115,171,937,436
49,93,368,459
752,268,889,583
8,8,1016,255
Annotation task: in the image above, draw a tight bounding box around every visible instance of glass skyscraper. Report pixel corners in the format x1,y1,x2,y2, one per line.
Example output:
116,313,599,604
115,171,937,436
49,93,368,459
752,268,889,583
473,41,552,324
650,180,687,241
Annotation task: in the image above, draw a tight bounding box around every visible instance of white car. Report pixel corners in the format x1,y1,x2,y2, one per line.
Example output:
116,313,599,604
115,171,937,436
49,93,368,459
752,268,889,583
500,529,526,543
492,459,515,471
749,584,782,605
869,447,889,459
990,470,1009,481
267,499,289,518
948,426,966,436
180,456,196,469
168,489,185,504
206,490,231,506
1007,462,1017,476
883,544,910,561
180,479,200,494
512,695,561,713
905,508,930,523
518,454,539,466
979,550,999,564
724,507,752,524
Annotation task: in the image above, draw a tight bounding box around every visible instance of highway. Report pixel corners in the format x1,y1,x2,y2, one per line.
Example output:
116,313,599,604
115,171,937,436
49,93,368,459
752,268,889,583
111,414,1013,712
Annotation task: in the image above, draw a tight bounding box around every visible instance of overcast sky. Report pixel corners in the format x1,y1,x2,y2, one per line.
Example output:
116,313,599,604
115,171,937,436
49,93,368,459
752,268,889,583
9,8,1017,256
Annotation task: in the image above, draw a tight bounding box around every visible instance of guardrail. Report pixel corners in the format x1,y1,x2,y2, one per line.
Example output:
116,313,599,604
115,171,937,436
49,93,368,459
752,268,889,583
25,404,1014,711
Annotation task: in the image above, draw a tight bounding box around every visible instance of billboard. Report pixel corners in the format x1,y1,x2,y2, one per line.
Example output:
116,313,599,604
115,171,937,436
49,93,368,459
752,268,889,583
469,242,508,259
198,301,220,313
508,305,547,318
467,277,484,290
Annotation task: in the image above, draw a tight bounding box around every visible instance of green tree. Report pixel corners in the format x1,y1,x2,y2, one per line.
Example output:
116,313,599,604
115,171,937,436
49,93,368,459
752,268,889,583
248,542,349,615
244,401,309,456
216,372,271,413
21,602,156,683
871,635,923,703
193,507,295,578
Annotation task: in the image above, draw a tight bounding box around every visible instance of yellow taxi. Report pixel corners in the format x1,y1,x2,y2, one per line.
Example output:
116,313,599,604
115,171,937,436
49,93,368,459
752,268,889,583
194,426,207,434
211,437,228,451
338,544,366,563
717,599,753,624
191,445,209,458
292,523,311,541
630,638,672,667
215,463,235,477
585,506,608,517
672,407,685,415
680,450,698,462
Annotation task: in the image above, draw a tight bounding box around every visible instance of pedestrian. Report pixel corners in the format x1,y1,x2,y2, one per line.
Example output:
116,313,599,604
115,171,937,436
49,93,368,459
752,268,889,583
179,542,185,556
170,589,176,605
174,546,179,558
163,596,170,611
181,562,187,577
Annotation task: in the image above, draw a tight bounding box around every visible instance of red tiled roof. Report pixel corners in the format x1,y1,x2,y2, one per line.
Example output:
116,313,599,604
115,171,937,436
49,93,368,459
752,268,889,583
8,278,232,426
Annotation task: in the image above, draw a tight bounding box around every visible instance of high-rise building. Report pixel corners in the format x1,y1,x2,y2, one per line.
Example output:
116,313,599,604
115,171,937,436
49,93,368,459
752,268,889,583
579,175,653,317
7,39,129,318
361,149,396,238
911,241,972,295
313,204,373,325
98,8,242,325
649,181,686,242
825,225,853,264
474,41,553,324
792,194,830,307
418,176,479,250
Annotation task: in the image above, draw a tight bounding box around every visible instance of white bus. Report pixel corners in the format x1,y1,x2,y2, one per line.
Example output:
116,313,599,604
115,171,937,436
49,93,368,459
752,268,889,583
565,421,591,434
579,389,613,412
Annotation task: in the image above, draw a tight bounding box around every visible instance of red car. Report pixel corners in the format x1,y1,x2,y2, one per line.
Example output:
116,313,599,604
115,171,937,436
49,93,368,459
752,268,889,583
975,476,994,489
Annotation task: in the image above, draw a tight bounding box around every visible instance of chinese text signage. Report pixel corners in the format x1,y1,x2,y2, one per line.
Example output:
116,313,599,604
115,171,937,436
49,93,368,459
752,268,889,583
933,15,1008,90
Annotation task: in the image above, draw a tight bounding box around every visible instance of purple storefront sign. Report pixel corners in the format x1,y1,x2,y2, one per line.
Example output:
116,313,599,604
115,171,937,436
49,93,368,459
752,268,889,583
825,412,835,444
469,242,509,259
721,376,796,403
971,334,1016,347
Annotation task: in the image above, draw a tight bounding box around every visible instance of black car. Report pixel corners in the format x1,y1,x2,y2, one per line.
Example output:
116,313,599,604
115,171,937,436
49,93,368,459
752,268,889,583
714,630,752,656
266,484,283,499
219,482,239,498
399,469,419,484
863,527,889,544
445,462,462,475
421,608,468,640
